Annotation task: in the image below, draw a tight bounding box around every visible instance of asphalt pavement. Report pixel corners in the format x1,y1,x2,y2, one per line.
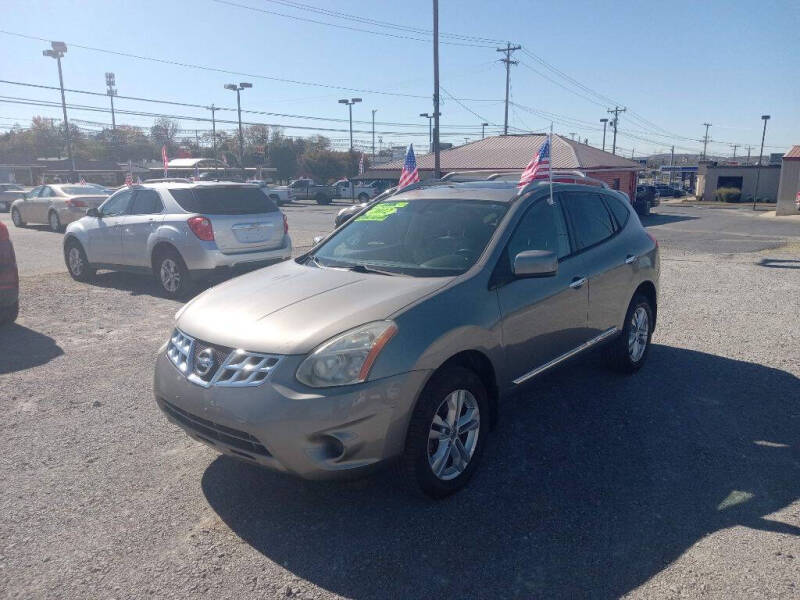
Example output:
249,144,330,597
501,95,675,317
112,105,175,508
1,202,798,599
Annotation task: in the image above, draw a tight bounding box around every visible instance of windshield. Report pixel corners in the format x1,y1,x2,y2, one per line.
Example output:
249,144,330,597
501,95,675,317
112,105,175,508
311,198,508,277
62,185,106,195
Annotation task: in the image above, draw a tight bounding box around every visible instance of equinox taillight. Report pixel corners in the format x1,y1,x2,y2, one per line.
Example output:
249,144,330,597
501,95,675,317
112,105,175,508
187,216,214,241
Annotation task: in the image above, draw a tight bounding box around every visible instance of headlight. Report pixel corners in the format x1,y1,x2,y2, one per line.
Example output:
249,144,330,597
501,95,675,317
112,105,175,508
296,321,397,388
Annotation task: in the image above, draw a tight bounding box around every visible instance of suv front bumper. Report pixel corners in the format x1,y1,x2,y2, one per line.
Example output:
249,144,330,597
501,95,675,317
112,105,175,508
153,348,430,479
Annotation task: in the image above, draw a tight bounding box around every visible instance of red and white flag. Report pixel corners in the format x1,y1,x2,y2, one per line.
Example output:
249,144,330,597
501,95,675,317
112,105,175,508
125,173,133,186
162,145,168,177
79,177,86,185
358,153,365,175
398,144,419,188
518,135,551,188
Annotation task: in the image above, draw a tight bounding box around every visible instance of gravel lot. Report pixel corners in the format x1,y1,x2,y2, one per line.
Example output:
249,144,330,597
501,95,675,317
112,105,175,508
1,202,798,599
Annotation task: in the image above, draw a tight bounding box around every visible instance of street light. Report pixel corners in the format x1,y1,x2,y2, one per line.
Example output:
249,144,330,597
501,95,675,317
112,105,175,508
105,72,117,130
338,98,361,150
600,118,609,152
225,82,252,172
481,122,489,139
420,112,433,152
43,41,75,174
752,114,771,211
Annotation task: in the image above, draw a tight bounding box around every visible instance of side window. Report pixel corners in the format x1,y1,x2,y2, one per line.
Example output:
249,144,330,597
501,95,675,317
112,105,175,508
602,194,630,229
129,190,164,215
28,186,43,198
563,191,616,250
100,189,134,216
40,186,53,198
506,197,571,266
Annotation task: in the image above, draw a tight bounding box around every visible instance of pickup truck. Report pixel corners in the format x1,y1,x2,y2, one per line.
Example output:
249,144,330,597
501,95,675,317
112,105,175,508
0,183,27,212
282,179,337,205
333,179,380,202
248,180,294,205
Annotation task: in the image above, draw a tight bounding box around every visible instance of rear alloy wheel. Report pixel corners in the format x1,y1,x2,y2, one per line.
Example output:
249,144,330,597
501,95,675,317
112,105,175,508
49,210,62,232
11,207,25,227
358,193,370,202
400,366,489,498
64,239,96,282
608,293,654,373
154,248,192,299
315,193,332,205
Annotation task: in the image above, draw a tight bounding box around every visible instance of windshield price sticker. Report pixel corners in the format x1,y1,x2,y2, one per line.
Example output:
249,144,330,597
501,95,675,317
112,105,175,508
356,201,408,222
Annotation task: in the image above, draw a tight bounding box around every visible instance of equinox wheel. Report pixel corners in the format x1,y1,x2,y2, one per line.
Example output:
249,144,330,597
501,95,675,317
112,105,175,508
64,239,95,282
608,293,653,373
400,366,489,498
154,248,192,299
11,207,25,227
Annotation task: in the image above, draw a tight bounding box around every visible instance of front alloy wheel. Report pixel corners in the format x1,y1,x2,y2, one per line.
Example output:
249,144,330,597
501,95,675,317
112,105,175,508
427,390,481,480
49,211,61,232
628,306,649,363
154,249,192,299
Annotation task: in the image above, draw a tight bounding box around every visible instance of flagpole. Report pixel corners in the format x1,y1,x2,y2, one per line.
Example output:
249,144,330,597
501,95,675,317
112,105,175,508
548,123,554,205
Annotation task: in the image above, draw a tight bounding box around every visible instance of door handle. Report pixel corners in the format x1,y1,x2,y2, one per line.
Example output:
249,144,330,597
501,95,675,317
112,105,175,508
625,254,639,265
569,277,587,289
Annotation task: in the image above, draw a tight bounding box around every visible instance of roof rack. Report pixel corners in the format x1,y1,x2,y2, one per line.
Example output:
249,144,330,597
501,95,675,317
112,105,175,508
515,172,609,198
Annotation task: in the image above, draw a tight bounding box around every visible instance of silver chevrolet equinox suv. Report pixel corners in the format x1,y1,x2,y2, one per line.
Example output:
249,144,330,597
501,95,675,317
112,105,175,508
154,180,659,498
63,182,291,297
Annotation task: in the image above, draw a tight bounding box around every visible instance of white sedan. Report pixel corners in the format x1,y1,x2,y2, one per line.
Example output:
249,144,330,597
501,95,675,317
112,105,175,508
11,184,109,232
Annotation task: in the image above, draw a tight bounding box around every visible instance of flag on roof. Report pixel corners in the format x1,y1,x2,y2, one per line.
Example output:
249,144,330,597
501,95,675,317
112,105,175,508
161,145,168,177
398,144,419,188
193,164,200,181
136,176,142,184
125,173,133,186
518,136,551,188
79,177,86,185
358,153,365,175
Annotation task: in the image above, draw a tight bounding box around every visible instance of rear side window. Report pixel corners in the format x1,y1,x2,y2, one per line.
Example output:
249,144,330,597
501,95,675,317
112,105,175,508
604,194,630,229
129,190,164,215
169,187,277,215
562,191,617,250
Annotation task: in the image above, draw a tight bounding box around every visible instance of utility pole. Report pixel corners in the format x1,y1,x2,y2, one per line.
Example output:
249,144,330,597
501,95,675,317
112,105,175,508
746,145,752,164
208,104,218,160
433,0,441,178
371,109,377,161
43,42,75,175
607,106,626,155
225,82,252,173
338,97,362,150
105,72,117,130
481,122,488,139
731,144,739,159
600,118,609,152
569,132,576,140
496,42,521,135
669,145,675,186
701,123,712,160
752,114,770,211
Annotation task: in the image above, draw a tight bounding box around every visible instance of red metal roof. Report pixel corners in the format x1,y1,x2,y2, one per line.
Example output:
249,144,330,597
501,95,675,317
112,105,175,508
372,134,643,173
784,146,800,160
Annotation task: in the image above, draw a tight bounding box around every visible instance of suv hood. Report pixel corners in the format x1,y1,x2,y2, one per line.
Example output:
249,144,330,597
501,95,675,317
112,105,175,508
176,259,449,354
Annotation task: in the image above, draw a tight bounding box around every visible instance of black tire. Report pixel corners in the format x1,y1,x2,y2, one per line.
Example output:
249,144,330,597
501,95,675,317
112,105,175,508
607,293,654,373
315,193,332,205
269,194,283,206
64,238,96,282
11,207,25,227
153,247,192,299
358,193,370,202
48,210,63,233
0,300,18,326
399,366,490,499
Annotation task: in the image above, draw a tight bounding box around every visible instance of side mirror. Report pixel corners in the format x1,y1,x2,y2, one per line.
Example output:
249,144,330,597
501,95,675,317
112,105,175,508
312,235,324,245
86,207,100,218
512,250,558,278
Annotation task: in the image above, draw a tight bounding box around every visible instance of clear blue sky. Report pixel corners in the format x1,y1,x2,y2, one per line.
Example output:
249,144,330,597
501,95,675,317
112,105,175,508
1,0,798,156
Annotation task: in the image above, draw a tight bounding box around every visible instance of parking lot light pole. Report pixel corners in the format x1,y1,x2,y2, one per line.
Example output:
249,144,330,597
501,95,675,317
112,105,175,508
105,72,117,130
600,118,608,152
371,109,377,161
43,42,75,175
225,82,252,173
338,98,361,150
420,113,433,152
752,114,770,211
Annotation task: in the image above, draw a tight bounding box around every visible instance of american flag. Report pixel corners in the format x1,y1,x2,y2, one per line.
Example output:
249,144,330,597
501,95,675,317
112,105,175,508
358,153,365,175
79,177,86,185
136,176,143,184
518,136,551,188
162,145,168,177
398,144,419,188
125,172,133,187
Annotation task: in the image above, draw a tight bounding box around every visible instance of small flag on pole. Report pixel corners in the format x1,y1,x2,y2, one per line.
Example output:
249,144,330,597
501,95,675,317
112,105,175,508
518,136,551,188
398,144,419,188
79,177,86,185
125,173,133,186
358,153,365,175
193,164,200,181
136,176,142,184
162,145,168,177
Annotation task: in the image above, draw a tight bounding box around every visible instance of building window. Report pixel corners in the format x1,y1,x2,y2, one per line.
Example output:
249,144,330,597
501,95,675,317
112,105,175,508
612,178,620,190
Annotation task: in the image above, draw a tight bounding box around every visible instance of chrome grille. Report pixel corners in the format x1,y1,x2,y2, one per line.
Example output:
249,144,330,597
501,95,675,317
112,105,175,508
165,329,280,387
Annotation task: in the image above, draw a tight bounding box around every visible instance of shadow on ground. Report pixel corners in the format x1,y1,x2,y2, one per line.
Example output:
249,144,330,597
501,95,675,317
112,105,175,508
0,323,63,374
201,345,800,599
759,258,800,270
88,270,214,299
641,213,698,226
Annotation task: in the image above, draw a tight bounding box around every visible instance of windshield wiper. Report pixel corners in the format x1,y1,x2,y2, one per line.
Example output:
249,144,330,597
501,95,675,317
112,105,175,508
347,263,396,276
